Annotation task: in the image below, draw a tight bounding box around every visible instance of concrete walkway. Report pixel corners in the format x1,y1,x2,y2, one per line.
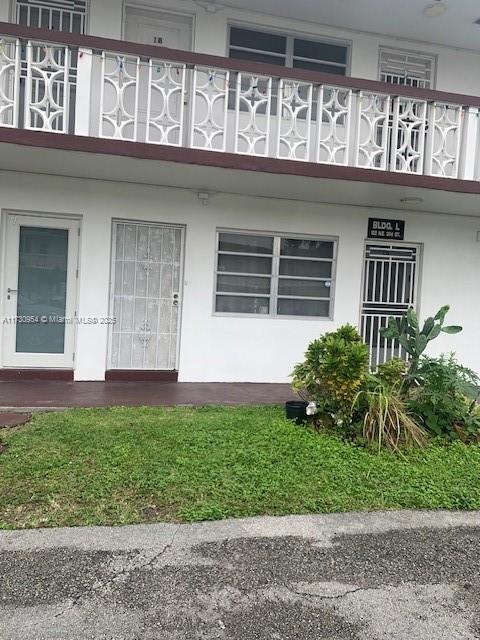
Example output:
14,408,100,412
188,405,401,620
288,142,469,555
0,381,295,410
0,510,479,639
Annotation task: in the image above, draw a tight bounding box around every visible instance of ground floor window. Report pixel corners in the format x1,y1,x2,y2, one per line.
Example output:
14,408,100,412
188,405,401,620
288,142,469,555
214,230,337,318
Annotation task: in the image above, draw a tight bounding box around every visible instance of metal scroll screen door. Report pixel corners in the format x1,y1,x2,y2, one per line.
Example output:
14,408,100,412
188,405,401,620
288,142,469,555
360,242,420,369
109,222,183,370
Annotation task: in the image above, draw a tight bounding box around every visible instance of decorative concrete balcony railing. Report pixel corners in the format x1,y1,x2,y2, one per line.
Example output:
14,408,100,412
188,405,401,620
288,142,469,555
1,22,480,181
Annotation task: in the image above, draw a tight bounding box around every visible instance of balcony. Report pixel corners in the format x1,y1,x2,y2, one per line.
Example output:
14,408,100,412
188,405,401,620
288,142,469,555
1,22,480,207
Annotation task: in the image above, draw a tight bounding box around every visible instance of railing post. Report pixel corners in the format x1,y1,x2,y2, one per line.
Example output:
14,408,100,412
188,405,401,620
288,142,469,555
458,106,479,180
349,89,361,168
423,102,435,176
74,47,93,136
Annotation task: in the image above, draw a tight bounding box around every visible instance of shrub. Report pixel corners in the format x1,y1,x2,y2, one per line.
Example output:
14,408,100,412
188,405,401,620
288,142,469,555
355,382,427,452
291,325,369,424
377,357,407,389
408,354,480,441
380,305,462,387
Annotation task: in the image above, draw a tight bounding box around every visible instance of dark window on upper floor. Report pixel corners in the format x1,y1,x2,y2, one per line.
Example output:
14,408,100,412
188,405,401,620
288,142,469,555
229,26,349,76
14,0,87,34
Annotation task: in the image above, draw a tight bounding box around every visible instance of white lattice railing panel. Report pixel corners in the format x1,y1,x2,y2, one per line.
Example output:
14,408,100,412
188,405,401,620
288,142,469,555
190,67,230,151
390,97,427,174
316,85,352,166
425,102,463,178
277,80,313,161
234,73,272,156
100,53,140,141
356,91,391,170
0,37,20,127
146,60,186,146
25,40,70,132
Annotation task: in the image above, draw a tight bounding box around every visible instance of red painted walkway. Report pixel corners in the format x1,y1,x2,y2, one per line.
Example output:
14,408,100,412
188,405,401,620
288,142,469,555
0,381,296,409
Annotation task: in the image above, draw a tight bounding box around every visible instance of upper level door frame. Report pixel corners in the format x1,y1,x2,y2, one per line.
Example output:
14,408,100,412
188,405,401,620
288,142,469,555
122,5,195,50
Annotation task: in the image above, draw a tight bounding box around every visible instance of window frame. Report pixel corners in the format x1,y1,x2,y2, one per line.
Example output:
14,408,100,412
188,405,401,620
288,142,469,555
11,0,90,34
378,46,437,90
213,228,338,320
227,23,352,77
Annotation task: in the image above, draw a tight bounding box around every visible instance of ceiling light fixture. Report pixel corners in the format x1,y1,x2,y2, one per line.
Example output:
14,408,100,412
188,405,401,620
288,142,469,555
423,2,447,18
194,1,225,13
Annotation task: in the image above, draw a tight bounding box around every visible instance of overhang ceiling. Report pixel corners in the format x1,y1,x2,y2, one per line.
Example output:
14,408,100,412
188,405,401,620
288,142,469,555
214,0,480,52
2,142,480,218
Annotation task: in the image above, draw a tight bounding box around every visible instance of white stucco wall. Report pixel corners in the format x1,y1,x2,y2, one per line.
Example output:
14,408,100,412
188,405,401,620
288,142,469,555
0,170,478,382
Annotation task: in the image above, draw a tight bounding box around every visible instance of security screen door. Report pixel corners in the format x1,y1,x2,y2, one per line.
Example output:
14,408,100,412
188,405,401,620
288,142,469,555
360,242,421,369
109,221,183,370
3,213,79,368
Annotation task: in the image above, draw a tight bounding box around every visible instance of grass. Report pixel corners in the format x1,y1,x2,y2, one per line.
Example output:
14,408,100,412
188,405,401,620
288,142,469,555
0,405,479,529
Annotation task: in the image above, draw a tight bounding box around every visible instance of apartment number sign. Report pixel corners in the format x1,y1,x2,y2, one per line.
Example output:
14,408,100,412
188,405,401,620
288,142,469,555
367,218,405,240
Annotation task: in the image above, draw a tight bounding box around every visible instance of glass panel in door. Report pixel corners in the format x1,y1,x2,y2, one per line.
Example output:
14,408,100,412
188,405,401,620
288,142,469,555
15,226,68,354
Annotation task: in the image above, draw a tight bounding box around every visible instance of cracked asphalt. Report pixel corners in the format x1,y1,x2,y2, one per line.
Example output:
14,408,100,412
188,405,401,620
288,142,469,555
0,510,479,639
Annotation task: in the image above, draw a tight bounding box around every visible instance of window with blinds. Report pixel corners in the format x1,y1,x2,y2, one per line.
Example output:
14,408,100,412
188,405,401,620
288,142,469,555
15,0,87,34
214,230,337,318
379,48,436,89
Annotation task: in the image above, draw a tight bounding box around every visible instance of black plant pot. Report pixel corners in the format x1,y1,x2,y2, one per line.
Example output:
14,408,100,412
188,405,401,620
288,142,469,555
285,400,308,425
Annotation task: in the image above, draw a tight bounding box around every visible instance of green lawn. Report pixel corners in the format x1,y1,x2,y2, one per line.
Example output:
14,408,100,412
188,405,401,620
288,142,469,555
0,405,479,529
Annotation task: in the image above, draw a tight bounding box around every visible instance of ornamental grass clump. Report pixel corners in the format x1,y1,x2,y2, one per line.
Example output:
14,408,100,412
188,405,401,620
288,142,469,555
355,381,427,453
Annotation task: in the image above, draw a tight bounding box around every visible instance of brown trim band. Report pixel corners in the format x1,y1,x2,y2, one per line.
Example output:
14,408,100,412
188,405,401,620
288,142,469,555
0,368,74,381
105,370,178,382
2,127,480,195
1,21,480,108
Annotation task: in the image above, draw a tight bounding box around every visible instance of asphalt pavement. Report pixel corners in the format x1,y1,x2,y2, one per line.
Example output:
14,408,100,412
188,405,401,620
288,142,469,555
0,510,479,639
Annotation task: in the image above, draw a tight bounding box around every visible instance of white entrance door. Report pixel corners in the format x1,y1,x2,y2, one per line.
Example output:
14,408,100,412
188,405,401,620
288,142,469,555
109,221,184,370
2,213,80,368
124,8,193,143
360,242,421,369
124,8,193,51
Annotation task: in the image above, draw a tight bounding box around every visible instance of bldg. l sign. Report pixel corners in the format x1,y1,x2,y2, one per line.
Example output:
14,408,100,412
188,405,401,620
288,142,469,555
367,218,405,240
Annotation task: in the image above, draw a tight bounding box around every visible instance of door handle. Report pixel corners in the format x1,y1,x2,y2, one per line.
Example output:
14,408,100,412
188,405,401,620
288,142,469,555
7,288,17,293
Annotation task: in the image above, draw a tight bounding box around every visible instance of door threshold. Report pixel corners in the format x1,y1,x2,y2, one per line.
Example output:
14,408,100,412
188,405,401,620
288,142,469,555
0,368,74,381
105,370,178,382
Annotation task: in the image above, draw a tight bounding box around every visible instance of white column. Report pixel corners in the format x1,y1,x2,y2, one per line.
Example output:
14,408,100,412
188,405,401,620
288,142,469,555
459,107,480,180
74,47,93,136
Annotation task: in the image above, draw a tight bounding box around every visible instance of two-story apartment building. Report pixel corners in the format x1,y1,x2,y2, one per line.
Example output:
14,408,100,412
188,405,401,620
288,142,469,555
0,0,479,383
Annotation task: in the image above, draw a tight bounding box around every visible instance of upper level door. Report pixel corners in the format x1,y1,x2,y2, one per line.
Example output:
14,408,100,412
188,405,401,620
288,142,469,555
124,8,193,142
124,8,193,51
